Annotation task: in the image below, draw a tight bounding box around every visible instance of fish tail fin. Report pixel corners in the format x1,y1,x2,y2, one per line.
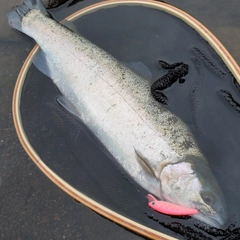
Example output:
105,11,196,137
7,0,48,32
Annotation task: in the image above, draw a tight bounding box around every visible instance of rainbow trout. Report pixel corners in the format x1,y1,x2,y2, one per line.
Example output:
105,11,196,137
7,0,227,227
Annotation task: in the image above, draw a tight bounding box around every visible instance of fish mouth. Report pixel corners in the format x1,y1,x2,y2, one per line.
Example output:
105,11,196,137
196,210,228,228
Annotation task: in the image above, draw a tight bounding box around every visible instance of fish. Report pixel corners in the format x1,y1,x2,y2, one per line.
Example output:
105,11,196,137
7,0,227,227
147,194,199,216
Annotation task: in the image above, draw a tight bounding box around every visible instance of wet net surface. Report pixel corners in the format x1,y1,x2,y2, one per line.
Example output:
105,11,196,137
19,4,240,239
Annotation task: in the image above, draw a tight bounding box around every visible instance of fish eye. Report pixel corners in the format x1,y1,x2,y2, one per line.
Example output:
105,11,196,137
201,191,215,206
151,202,155,206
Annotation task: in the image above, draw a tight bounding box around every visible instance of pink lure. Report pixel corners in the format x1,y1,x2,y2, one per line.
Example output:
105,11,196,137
147,194,198,216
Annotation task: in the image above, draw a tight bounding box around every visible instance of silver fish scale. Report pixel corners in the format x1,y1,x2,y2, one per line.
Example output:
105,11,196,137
22,9,204,193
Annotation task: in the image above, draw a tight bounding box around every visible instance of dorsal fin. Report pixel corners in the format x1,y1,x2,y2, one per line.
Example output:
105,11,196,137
123,62,153,80
61,20,79,34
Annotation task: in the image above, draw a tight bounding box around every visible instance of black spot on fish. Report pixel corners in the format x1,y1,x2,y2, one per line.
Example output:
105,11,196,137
180,139,194,150
151,61,189,105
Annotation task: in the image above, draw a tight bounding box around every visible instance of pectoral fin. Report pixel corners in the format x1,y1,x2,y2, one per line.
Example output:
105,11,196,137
134,147,157,178
56,95,85,121
134,148,162,197
123,62,153,80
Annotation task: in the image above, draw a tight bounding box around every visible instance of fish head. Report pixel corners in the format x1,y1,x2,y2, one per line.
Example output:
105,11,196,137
159,155,228,228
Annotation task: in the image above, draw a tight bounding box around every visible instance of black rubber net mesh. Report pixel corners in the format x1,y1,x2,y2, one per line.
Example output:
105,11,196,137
19,5,240,239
